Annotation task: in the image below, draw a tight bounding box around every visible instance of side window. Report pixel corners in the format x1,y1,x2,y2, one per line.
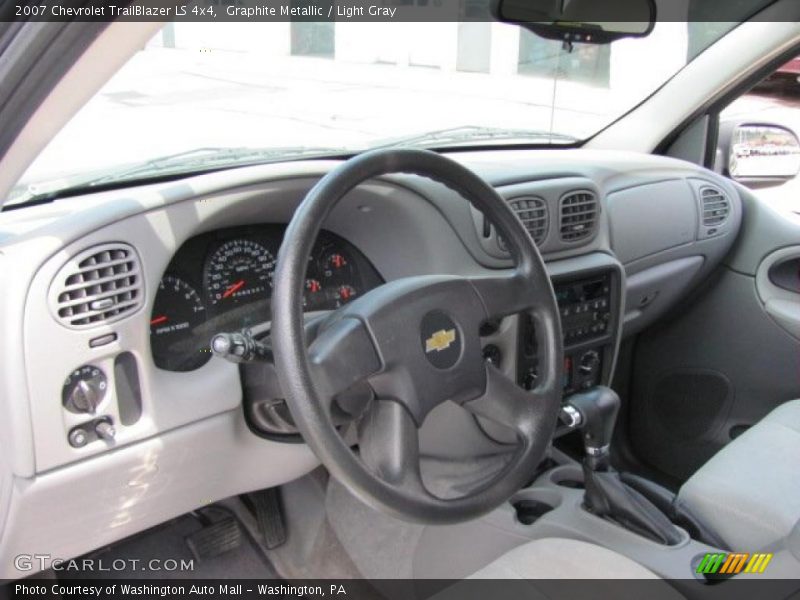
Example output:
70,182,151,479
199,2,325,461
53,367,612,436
718,55,800,215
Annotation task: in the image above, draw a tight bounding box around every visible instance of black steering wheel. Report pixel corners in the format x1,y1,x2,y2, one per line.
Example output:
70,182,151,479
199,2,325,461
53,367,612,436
271,148,563,524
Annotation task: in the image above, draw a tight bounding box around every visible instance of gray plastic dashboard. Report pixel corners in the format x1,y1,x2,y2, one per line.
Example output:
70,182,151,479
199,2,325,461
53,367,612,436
0,148,741,576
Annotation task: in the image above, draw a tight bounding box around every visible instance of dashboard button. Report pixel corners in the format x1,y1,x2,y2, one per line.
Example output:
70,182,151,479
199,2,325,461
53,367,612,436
68,428,88,448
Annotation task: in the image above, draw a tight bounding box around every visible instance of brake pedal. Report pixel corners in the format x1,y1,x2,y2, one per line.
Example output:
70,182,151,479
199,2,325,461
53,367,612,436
245,488,287,549
185,516,242,560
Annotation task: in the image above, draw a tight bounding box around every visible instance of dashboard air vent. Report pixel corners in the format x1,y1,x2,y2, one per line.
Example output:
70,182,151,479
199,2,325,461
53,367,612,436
508,196,549,246
700,186,730,226
560,191,598,242
51,243,143,328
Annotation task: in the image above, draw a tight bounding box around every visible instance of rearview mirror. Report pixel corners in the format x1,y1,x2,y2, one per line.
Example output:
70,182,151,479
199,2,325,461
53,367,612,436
728,124,800,184
492,0,656,44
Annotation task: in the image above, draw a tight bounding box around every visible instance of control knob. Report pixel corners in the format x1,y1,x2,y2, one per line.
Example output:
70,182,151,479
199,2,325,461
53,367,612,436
62,365,107,414
95,420,116,442
523,368,539,390
579,350,600,375
482,345,502,368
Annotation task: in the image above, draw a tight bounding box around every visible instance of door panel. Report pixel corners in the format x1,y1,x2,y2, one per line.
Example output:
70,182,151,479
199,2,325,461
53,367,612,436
629,262,800,481
757,246,800,340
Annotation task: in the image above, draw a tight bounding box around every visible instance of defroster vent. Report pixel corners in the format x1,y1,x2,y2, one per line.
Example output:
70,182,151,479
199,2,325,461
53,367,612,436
50,243,143,328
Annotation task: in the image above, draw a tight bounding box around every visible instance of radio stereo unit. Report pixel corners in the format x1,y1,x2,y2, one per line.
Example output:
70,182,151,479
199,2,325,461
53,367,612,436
556,274,613,344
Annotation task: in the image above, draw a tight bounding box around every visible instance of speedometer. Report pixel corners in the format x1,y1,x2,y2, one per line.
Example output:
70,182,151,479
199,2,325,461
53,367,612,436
205,239,275,307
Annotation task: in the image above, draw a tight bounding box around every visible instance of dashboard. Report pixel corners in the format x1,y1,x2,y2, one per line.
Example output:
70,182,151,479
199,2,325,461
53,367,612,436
150,225,383,372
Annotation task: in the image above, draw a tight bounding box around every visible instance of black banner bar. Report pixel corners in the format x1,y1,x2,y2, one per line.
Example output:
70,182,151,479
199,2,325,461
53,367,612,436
1,0,798,23
6,578,800,600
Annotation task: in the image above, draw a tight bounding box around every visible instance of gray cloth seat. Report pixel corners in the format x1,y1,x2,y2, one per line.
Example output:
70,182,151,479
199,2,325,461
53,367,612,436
469,538,671,579
679,399,800,550
433,538,684,600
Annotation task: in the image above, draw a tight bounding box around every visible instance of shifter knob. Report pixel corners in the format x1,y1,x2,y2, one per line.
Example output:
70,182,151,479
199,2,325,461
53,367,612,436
566,386,620,467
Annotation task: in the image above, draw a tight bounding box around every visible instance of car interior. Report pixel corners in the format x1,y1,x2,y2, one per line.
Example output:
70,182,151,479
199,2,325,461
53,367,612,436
1,0,800,596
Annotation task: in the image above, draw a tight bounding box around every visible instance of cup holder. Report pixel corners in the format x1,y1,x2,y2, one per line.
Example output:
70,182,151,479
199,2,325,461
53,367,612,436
550,465,585,489
556,478,584,489
510,488,562,525
513,499,555,524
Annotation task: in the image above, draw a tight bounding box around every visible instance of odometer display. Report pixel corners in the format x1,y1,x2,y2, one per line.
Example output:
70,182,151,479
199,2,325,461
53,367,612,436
150,276,209,371
205,239,275,307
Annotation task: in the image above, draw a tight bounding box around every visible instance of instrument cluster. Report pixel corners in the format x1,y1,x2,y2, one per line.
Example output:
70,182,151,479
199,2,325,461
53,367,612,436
149,225,383,372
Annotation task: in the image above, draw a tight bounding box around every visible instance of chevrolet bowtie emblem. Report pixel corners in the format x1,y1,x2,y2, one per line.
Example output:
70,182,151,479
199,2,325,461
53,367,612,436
425,328,457,353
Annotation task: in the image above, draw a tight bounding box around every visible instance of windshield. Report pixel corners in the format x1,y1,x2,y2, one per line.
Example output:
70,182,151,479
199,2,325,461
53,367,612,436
8,20,734,205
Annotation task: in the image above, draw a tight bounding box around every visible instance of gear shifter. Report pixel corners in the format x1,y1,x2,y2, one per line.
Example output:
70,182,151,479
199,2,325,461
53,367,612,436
566,387,683,545
568,386,619,470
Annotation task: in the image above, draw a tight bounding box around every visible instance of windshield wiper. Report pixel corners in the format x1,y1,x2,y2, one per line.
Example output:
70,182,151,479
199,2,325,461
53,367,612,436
371,126,579,149
5,145,348,209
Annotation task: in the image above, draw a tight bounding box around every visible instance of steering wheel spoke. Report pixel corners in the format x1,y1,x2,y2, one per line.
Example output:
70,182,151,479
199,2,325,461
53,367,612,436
462,364,542,440
468,272,543,319
307,316,382,402
358,399,428,495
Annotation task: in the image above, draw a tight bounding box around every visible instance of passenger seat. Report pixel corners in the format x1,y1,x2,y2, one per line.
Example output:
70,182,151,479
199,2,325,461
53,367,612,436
678,400,800,550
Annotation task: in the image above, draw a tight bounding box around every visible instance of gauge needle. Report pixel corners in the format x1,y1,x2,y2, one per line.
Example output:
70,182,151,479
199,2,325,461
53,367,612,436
222,279,246,299
150,315,168,326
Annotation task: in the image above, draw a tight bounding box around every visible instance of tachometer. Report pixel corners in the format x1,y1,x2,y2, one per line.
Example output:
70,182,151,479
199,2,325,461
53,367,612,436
150,276,210,371
206,239,275,306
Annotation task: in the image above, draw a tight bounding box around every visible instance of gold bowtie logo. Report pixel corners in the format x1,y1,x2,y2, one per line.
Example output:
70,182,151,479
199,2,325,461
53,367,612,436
425,328,456,353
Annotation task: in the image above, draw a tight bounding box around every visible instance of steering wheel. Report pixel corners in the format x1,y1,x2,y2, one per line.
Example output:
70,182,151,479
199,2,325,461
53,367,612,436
271,148,563,524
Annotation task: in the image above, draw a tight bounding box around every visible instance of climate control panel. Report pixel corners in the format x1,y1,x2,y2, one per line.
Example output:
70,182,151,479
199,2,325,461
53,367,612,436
520,347,605,395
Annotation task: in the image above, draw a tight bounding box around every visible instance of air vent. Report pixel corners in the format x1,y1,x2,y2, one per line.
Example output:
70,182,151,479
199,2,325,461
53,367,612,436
700,186,730,227
508,196,549,246
50,243,143,328
560,190,598,242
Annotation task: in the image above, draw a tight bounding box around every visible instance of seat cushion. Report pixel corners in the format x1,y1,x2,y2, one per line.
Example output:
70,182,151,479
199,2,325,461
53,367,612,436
679,399,800,550
468,537,667,579
426,538,684,600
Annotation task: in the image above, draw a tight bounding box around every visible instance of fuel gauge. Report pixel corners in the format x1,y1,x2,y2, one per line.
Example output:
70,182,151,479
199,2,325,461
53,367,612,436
320,251,353,281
